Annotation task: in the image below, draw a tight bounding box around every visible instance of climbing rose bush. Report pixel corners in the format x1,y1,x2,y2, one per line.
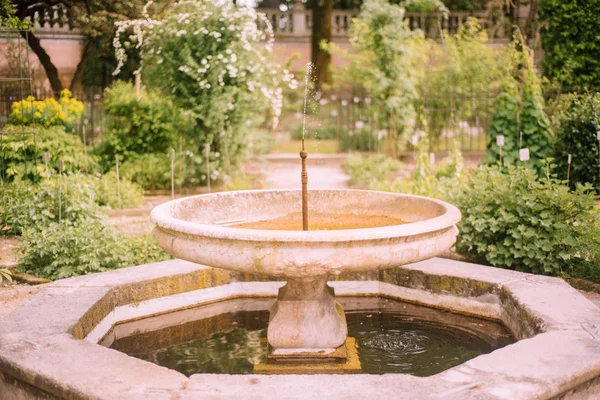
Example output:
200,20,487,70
113,0,296,181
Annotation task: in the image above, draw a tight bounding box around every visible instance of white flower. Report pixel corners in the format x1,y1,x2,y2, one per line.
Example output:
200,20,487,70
157,58,164,64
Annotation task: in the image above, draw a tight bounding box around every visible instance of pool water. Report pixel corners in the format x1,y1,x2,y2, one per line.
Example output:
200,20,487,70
109,298,513,376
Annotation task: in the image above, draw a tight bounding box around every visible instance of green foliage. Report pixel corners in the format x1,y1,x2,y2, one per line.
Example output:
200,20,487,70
117,0,295,184
91,171,144,209
0,125,95,184
483,79,519,165
415,19,503,145
339,0,421,154
539,0,600,91
483,37,553,173
119,153,173,190
343,154,402,186
519,67,554,171
374,138,466,201
0,0,29,28
554,93,600,192
291,125,338,141
339,127,383,152
97,81,192,170
19,219,171,280
0,174,99,236
454,164,600,278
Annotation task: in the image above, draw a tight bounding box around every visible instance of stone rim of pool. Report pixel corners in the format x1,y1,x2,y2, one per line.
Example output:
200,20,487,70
2,258,600,399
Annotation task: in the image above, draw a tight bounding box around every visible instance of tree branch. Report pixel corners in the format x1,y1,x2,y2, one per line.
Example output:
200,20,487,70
19,30,63,93
69,38,95,92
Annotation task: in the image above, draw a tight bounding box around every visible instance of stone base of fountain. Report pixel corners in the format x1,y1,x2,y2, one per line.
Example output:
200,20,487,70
267,278,348,358
254,337,361,375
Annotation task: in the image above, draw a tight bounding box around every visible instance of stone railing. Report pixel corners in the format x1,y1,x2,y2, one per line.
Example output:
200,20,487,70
259,8,510,40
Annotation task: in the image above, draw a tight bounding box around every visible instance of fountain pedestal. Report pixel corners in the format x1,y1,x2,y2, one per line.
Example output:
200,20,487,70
267,277,347,360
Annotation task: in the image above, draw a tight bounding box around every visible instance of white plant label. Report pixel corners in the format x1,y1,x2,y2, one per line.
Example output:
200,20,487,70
597,130,600,141
411,134,419,146
520,148,530,161
496,135,505,147
429,153,435,165
568,154,572,164
42,152,50,163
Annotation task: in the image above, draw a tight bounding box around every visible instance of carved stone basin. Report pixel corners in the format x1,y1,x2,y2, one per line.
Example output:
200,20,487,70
150,189,461,360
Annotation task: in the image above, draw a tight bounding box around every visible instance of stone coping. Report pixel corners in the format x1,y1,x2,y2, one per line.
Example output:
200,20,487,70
0,258,600,399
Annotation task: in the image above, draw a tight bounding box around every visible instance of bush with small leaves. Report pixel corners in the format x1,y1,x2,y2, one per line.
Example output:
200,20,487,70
343,154,401,187
0,174,99,236
0,125,96,183
454,164,600,279
554,93,600,192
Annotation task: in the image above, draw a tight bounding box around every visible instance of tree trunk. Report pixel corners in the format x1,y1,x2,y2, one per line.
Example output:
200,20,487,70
524,0,538,43
311,0,333,91
69,39,95,93
19,30,63,94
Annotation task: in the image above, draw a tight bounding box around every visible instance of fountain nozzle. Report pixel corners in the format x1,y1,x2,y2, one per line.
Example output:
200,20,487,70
300,149,308,231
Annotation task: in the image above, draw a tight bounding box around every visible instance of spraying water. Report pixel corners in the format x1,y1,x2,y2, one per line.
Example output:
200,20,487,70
301,63,314,148
300,62,313,230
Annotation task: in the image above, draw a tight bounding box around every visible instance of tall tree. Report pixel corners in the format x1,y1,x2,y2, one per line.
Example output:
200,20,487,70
311,0,333,90
6,1,143,93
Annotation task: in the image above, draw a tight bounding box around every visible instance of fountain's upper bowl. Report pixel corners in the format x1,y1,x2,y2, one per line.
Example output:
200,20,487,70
150,189,461,278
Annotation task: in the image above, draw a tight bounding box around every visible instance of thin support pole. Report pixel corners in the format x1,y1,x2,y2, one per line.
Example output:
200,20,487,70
115,154,121,208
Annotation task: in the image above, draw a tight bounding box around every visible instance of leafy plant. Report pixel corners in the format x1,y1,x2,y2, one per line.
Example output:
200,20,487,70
454,164,600,278
539,0,600,91
554,93,600,192
19,218,170,280
343,154,401,186
91,171,144,209
483,36,553,173
0,174,99,236
483,79,519,166
0,125,95,183
373,138,466,201
114,0,296,184
336,0,422,156
10,89,84,132
339,127,383,152
96,81,192,170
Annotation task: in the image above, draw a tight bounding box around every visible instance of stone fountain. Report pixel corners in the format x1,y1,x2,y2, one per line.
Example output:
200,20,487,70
150,189,461,371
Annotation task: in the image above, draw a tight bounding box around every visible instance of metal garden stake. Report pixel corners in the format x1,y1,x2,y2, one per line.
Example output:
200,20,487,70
115,154,121,208
170,148,175,199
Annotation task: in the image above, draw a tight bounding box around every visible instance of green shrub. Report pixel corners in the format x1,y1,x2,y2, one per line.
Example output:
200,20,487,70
247,129,275,156
19,219,171,280
97,81,192,170
0,174,99,236
454,165,600,278
343,154,401,186
123,234,172,267
539,0,600,91
339,127,382,152
0,125,95,183
373,140,466,202
484,37,553,173
91,172,144,209
19,218,133,280
554,93,600,192
291,125,338,141
119,153,171,190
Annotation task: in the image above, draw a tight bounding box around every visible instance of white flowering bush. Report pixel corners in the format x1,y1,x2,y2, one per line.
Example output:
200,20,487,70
113,0,296,183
